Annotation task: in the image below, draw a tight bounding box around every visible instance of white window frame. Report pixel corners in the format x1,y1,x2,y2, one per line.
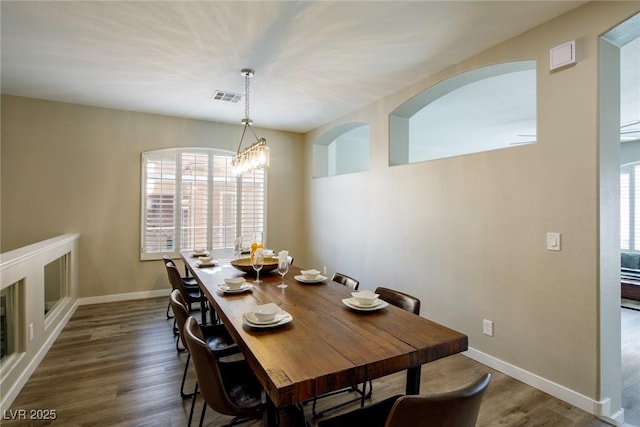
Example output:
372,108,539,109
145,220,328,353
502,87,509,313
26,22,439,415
140,148,266,260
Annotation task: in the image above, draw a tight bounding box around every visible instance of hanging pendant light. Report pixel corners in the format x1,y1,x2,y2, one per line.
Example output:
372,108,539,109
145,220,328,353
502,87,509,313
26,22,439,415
232,69,269,176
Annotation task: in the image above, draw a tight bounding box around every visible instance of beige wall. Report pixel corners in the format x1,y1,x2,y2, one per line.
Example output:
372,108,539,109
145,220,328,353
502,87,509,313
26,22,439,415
303,1,638,418
1,96,305,297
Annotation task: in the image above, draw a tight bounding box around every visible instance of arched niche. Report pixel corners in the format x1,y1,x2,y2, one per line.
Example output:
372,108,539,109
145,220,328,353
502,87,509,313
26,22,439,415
390,60,537,164
313,122,370,178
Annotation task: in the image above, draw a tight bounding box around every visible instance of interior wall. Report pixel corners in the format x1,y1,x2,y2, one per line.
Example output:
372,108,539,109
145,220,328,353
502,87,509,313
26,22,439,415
0,95,305,298
303,1,639,414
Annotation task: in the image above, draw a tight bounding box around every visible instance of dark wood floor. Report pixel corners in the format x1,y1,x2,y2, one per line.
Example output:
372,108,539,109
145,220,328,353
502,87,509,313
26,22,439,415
622,305,640,426
5,297,633,427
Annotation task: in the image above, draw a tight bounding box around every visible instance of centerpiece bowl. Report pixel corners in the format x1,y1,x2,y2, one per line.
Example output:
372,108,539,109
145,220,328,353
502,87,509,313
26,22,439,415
231,257,279,274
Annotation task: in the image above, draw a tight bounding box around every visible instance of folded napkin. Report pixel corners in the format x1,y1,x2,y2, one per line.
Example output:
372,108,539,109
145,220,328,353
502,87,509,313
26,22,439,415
278,250,289,262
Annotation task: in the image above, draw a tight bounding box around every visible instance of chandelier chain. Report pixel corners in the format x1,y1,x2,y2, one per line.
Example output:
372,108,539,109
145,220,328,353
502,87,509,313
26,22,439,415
244,71,251,120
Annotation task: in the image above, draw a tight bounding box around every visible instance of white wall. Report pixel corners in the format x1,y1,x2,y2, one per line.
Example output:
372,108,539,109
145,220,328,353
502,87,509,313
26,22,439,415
303,2,640,422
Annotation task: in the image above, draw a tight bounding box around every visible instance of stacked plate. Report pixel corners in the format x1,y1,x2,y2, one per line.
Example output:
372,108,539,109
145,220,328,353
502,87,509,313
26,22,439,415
294,274,327,284
216,282,253,294
196,257,215,267
243,303,293,328
342,292,389,311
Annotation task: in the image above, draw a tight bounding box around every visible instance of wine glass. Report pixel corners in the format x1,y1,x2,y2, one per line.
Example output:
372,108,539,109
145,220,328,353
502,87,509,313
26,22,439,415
252,250,264,284
233,237,242,258
277,258,289,288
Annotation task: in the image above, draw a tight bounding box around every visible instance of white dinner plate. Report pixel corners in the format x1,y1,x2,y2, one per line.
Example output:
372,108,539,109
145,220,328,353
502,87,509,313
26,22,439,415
216,283,253,294
342,298,389,312
294,274,327,284
196,260,216,268
243,311,293,328
191,252,210,257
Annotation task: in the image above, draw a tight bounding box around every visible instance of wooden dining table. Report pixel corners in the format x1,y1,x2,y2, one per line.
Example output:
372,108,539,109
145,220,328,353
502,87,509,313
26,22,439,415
181,250,468,426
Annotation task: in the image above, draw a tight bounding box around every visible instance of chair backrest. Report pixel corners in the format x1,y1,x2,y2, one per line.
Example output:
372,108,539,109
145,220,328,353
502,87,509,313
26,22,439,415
169,289,190,349
162,255,177,268
384,373,491,427
165,262,198,303
183,316,247,417
374,287,421,315
332,272,359,290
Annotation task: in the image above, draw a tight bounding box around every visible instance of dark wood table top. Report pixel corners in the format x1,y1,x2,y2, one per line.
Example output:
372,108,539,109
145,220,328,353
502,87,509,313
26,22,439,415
181,251,468,408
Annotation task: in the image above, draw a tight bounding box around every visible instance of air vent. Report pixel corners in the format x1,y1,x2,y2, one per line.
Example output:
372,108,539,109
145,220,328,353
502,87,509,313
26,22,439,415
211,90,242,103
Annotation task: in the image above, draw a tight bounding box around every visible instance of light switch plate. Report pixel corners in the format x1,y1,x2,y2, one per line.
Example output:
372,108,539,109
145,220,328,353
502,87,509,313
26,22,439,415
547,232,561,251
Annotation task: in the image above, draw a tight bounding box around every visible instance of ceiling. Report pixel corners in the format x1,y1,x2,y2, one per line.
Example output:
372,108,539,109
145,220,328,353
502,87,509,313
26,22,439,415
0,1,596,134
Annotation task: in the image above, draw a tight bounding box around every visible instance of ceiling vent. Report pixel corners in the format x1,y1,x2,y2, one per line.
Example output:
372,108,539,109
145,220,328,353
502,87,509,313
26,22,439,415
212,90,242,103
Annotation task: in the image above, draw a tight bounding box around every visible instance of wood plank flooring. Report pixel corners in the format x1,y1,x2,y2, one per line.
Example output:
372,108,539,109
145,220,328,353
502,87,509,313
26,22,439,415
622,306,640,426
3,297,630,426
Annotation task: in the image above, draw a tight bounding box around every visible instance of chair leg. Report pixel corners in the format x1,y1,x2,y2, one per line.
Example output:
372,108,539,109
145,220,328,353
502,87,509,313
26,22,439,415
176,332,186,353
173,318,179,336
198,399,207,427
200,299,207,325
181,353,195,399
188,383,199,427
166,301,174,319
311,379,372,417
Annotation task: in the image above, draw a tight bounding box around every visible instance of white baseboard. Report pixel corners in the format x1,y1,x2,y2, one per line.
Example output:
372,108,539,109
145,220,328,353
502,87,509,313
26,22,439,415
464,347,624,426
77,288,170,305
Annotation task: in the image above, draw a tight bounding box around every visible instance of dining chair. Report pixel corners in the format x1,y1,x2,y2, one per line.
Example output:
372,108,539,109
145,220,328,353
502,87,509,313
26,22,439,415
183,316,264,427
166,262,209,325
332,272,359,290
308,271,363,417
317,373,491,427
170,289,240,399
374,287,421,315
163,255,199,319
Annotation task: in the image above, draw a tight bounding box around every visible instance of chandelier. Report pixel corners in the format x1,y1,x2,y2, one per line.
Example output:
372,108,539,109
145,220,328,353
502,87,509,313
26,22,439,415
232,68,269,175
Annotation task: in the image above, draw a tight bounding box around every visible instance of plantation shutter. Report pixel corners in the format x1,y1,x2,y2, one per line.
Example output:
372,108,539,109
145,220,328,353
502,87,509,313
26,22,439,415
141,148,266,260
180,151,210,251
141,151,178,256
211,155,237,249
239,169,265,243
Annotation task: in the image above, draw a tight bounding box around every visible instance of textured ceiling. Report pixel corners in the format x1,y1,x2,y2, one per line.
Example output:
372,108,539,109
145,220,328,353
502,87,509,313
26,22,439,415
1,1,590,133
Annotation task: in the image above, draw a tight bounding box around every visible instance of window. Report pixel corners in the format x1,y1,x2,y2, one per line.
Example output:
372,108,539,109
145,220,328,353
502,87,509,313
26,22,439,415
390,61,536,164
621,162,640,250
141,148,265,260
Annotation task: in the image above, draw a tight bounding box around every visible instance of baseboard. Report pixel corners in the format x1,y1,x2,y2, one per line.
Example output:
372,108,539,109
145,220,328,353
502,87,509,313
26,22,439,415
77,289,170,305
463,347,623,426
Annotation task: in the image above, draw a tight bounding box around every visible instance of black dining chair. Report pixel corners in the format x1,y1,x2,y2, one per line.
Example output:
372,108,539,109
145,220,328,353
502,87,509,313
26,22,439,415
317,373,491,427
308,272,363,417
183,316,264,427
166,262,209,325
163,255,199,319
332,272,359,290
374,287,421,315
169,289,240,399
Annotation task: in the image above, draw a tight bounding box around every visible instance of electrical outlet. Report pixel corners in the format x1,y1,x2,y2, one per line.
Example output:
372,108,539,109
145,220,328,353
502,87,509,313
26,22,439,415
483,319,494,337
28,323,34,342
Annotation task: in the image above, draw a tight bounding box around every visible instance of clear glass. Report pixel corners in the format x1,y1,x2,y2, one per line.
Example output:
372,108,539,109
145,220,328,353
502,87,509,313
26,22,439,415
251,231,264,261
234,237,242,258
277,259,289,288
252,251,264,284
